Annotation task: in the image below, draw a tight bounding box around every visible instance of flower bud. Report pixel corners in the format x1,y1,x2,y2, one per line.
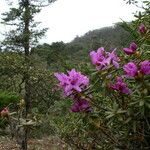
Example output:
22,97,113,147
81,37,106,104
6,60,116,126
135,51,141,58
1,108,9,118
123,42,137,55
138,24,147,34
137,71,143,78
19,99,25,108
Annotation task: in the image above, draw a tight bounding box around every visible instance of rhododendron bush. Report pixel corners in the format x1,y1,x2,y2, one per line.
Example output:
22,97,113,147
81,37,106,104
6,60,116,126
54,1,150,149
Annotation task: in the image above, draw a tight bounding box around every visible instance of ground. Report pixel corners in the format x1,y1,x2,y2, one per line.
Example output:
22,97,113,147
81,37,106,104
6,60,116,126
0,136,71,150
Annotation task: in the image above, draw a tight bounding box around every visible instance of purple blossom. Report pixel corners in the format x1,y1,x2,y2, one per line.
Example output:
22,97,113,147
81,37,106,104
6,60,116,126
90,47,107,70
123,42,137,55
140,60,150,75
54,73,69,87
90,47,105,65
55,69,89,96
90,47,120,70
138,24,147,34
123,62,138,77
110,77,131,94
71,99,91,112
107,49,120,68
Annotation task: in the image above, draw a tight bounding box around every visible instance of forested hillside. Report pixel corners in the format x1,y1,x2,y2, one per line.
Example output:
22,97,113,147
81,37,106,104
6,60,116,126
32,24,132,67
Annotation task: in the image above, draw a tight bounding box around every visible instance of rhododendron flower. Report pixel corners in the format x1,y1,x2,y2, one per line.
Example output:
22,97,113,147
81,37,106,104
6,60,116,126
90,47,120,70
110,77,131,94
54,73,69,88
107,49,120,68
123,61,150,77
123,62,138,77
55,69,89,96
138,24,147,34
123,42,137,55
90,47,107,70
140,60,150,75
71,99,91,112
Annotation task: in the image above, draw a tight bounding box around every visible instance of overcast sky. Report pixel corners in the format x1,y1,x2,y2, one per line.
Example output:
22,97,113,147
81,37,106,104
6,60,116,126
0,0,138,44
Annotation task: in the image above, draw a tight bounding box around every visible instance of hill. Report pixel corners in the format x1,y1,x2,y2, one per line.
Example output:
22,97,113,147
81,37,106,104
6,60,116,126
32,24,132,67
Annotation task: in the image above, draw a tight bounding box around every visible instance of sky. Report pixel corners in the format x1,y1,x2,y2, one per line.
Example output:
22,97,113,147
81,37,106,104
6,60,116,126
0,0,138,44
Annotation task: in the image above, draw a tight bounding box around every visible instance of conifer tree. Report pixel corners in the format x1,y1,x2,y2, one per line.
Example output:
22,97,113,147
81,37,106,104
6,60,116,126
1,1,57,149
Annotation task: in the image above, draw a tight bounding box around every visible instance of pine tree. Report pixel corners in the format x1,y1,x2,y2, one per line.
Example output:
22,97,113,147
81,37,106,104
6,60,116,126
1,1,57,149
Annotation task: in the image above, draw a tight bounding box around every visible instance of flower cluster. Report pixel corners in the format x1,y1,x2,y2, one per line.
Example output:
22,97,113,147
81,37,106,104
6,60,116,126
90,47,120,70
110,77,131,94
109,24,150,94
55,24,149,113
122,25,149,78
55,69,90,112
55,69,89,96
123,60,150,77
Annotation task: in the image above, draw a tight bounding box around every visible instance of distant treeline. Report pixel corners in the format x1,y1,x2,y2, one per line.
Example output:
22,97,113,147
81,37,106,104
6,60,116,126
31,23,133,67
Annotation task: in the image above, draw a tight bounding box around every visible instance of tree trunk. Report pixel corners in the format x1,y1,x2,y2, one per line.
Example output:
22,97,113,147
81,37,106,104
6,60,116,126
21,0,30,149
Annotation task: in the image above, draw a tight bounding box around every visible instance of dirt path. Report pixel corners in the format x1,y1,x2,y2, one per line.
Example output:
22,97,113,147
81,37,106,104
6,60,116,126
0,136,71,150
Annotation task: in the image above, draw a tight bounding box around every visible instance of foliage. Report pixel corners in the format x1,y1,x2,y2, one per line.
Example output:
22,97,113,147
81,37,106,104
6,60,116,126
0,0,149,150
0,91,19,109
0,0,57,150
53,1,150,149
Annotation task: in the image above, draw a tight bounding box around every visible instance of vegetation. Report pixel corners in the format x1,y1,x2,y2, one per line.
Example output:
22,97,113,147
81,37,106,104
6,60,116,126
0,0,57,150
32,24,132,67
0,0,150,150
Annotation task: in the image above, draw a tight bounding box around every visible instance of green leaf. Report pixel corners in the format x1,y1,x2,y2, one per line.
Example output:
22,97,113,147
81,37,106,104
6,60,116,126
106,114,114,119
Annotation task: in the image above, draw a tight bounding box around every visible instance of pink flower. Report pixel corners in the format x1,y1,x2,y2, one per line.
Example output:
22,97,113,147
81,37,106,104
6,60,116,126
71,99,91,112
55,69,89,96
90,47,120,70
123,42,137,55
107,49,120,68
110,77,131,94
123,61,150,77
138,24,147,34
90,47,107,70
1,108,9,118
123,62,138,77
54,73,69,87
140,60,150,75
